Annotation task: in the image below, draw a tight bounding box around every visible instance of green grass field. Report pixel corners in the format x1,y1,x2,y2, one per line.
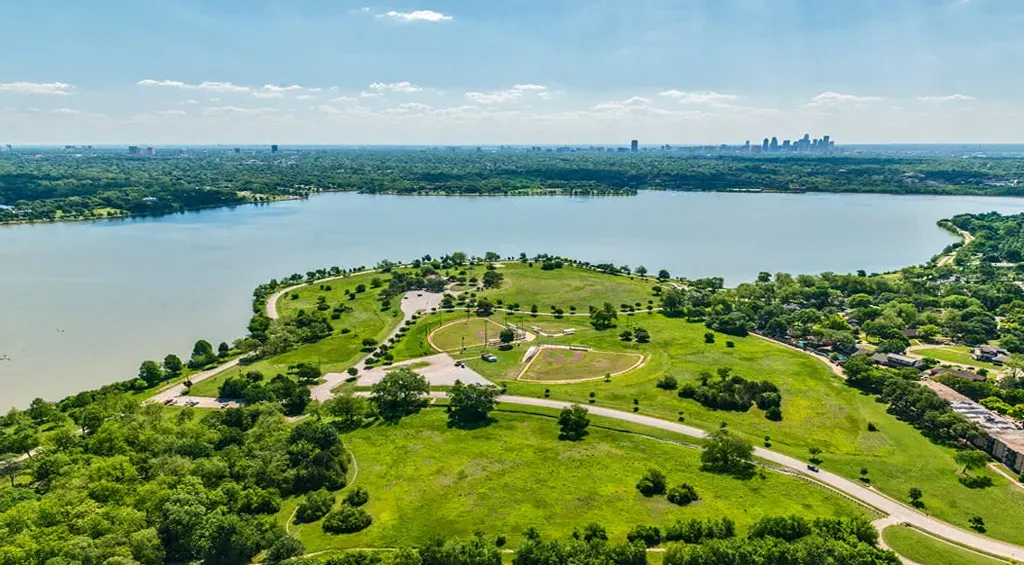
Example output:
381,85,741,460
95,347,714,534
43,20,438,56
284,409,869,552
914,345,1001,371
430,317,508,352
478,264,657,313
519,347,643,382
883,526,1007,565
264,262,1024,546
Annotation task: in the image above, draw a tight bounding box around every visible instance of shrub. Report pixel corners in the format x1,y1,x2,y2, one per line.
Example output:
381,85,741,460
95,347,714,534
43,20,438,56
267,534,306,563
495,535,507,547
295,489,335,523
323,506,372,534
664,517,735,543
344,486,370,507
958,475,993,489
667,483,699,505
656,375,679,390
636,468,667,497
867,422,877,432
626,524,662,547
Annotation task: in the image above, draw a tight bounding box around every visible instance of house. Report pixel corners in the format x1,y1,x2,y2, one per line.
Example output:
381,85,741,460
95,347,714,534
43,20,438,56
974,345,1010,365
872,352,922,369
901,328,920,339
928,366,987,382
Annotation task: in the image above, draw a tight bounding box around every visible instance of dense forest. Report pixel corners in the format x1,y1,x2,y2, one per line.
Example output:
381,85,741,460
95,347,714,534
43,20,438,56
4,149,1024,223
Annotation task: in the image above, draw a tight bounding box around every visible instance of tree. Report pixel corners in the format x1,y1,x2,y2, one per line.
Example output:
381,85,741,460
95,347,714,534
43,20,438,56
633,327,650,343
636,468,667,496
323,506,372,534
482,270,503,288
969,515,986,532
636,266,648,277
704,332,715,344
218,342,230,357
344,486,370,507
908,487,924,507
667,483,699,505
267,535,306,563
295,489,336,523
808,446,822,465
138,360,164,386
700,429,754,476
370,366,430,421
476,298,495,316
955,450,989,475
661,289,686,317
189,339,216,368
658,269,671,280
289,362,322,382
558,405,590,441
499,328,515,347
448,380,501,428
324,393,368,429
163,354,184,376
589,302,618,330
582,523,608,542
0,456,24,487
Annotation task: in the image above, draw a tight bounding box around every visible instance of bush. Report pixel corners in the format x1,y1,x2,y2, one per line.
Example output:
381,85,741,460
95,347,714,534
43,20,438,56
323,506,372,534
656,375,679,390
344,486,369,507
664,517,736,543
294,489,335,523
636,468,667,497
958,475,993,489
666,483,699,505
626,524,662,547
267,534,305,563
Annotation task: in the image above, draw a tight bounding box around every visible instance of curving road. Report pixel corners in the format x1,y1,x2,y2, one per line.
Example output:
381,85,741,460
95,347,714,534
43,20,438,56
145,268,1024,561
490,394,1024,561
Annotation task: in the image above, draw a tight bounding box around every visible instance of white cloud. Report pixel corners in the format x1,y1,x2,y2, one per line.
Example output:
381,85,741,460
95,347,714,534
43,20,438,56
252,92,284,99
202,106,279,116
369,81,423,93
806,92,883,106
137,79,251,93
659,90,737,104
591,97,652,112
330,96,356,103
0,82,75,95
379,9,452,22
360,92,381,98
296,94,315,100
49,107,79,115
397,102,431,111
184,99,199,105
918,94,975,101
464,84,548,104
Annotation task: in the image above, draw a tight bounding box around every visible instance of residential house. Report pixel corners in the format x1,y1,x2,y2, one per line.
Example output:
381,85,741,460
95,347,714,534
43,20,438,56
927,366,987,382
974,345,1010,365
872,352,923,369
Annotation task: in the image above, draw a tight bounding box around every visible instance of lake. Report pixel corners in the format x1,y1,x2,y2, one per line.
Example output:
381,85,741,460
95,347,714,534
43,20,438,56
2,191,1023,408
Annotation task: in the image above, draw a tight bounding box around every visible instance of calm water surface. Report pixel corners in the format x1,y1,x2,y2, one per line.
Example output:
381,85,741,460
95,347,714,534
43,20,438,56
2,191,1023,407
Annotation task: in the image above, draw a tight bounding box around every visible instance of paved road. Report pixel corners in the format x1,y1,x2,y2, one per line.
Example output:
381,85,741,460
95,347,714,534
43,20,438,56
353,353,491,388
492,394,1024,562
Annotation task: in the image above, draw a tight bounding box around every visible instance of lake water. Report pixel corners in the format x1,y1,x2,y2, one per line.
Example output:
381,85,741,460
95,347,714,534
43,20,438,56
2,191,1024,408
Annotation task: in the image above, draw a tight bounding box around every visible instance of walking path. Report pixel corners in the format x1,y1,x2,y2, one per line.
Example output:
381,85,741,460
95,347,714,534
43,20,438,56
937,226,974,266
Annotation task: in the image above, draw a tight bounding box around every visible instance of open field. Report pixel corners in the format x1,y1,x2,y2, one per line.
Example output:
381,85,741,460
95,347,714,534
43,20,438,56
430,317,509,352
519,346,643,382
478,264,658,313
883,525,1007,565
914,345,1001,371
284,409,869,552
274,270,391,318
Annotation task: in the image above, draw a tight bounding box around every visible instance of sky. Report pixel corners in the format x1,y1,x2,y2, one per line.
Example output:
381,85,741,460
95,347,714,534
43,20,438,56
1,0,1023,145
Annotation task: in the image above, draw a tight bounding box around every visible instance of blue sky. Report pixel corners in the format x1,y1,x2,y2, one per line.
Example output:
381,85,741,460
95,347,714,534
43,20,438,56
1,0,1021,144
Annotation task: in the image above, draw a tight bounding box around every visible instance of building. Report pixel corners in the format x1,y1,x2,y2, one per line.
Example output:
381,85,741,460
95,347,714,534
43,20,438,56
871,352,922,369
146,146,155,156
128,146,139,155
974,345,1010,365
927,366,987,382
630,139,638,152
234,148,241,154
271,144,279,153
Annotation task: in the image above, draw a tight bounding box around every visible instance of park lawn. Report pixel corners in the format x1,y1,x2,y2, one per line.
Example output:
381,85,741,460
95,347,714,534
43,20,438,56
275,270,397,319
914,345,1001,371
520,347,643,382
883,525,1007,565
430,317,509,352
192,291,402,398
477,264,658,314
493,315,1024,545
285,409,869,552
520,316,595,336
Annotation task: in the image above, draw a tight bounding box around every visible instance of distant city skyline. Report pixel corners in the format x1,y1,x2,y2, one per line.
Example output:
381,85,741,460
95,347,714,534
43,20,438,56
1,0,1023,144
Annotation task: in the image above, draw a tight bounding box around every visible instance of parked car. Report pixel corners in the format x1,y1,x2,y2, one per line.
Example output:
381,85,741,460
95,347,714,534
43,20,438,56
807,464,819,472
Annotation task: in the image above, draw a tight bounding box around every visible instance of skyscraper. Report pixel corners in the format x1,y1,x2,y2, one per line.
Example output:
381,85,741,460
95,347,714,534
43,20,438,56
271,144,279,153
769,137,779,151
128,146,139,155
630,139,638,152
762,138,769,152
